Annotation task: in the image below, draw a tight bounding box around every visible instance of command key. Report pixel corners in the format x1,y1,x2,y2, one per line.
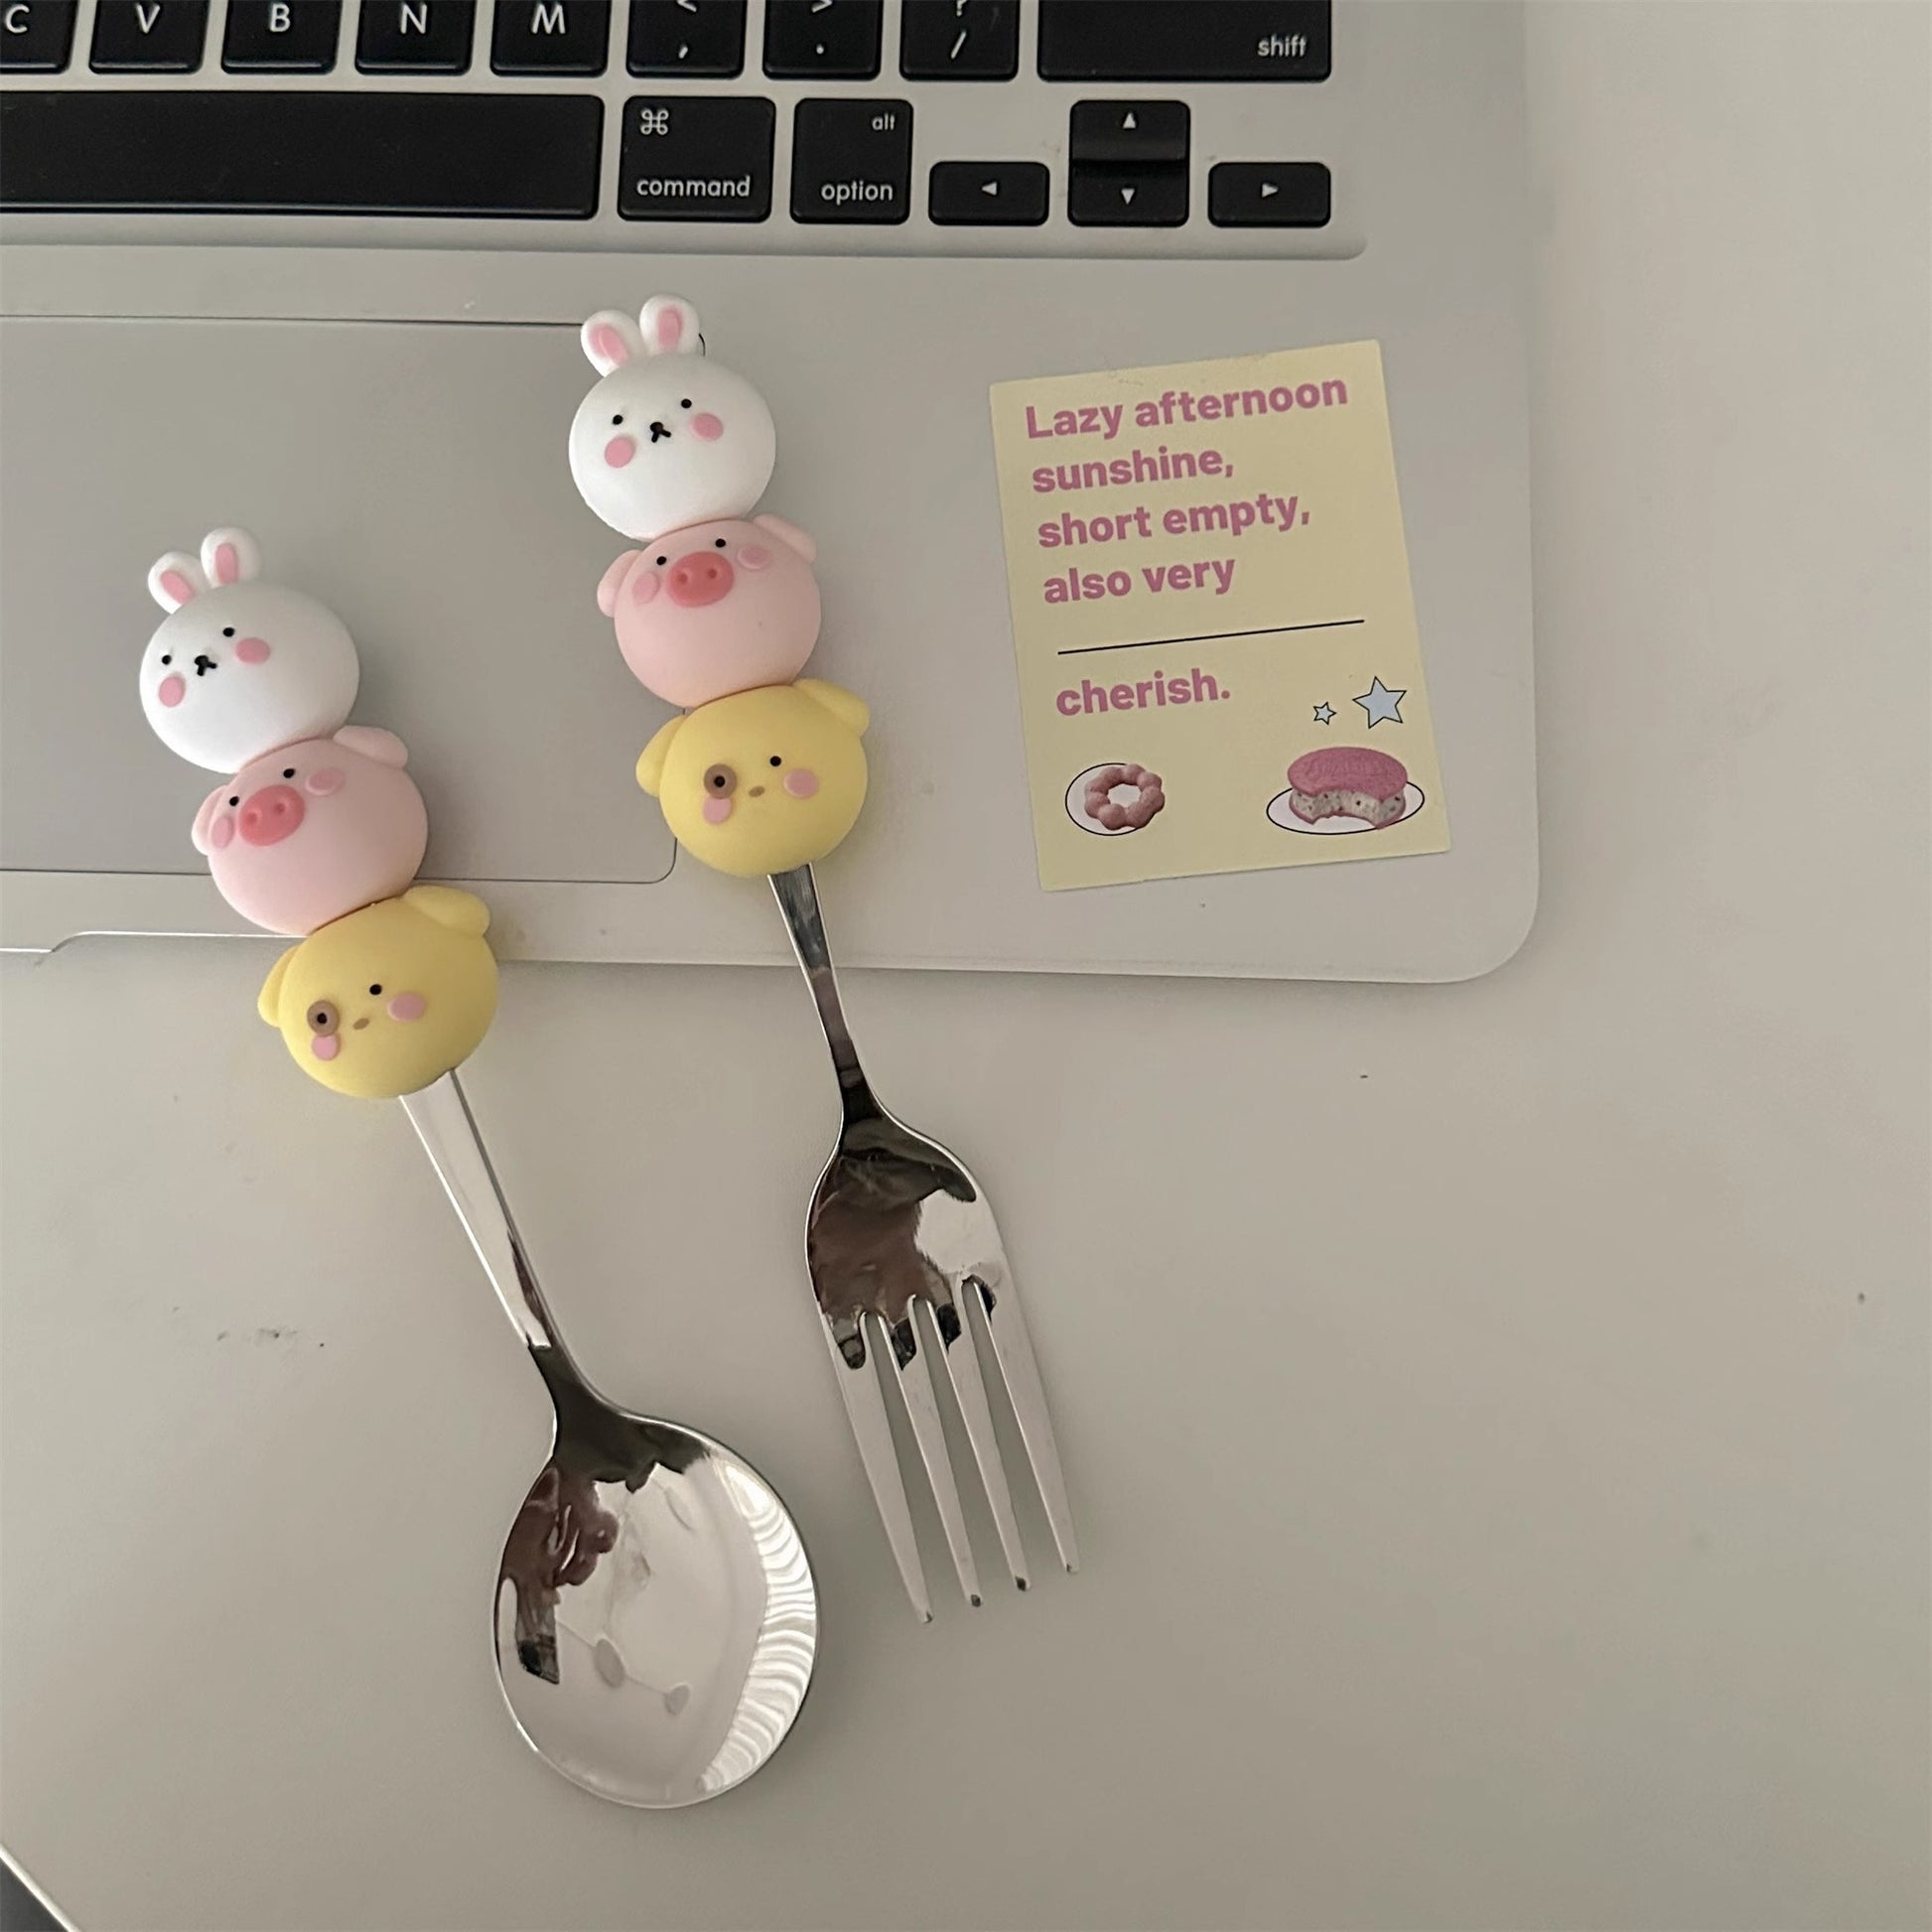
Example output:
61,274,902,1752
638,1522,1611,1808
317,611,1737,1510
620,96,773,220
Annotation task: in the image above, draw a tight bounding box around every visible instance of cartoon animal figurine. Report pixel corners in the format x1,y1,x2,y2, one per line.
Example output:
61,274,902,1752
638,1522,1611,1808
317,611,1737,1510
569,295,777,544
635,679,869,879
597,513,821,709
139,527,360,773
192,726,430,936
258,885,498,1099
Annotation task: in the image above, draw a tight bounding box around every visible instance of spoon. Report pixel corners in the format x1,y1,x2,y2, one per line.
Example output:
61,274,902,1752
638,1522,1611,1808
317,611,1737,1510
400,1070,817,1807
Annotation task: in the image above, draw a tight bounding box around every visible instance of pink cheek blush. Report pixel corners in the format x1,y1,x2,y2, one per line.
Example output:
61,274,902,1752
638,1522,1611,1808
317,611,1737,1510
629,569,661,606
701,796,733,825
207,815,235,851
304,767,345,796
783,768,820,799
738,543,772,572
690,412,723,441
311,1035,341,1061
387,992,427,1023
158,674,186,708
605,435,636,468
234,636,270,665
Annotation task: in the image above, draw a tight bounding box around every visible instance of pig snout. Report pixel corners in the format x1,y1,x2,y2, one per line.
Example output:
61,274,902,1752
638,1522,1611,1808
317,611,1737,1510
665,551,735,609
237,783,305,847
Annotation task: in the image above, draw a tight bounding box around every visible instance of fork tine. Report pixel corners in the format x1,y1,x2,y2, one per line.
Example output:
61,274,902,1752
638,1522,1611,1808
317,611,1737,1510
894,1307,983,1607
926,1291,1030,1590
968,1272,1080,1574
822,1315,931,1620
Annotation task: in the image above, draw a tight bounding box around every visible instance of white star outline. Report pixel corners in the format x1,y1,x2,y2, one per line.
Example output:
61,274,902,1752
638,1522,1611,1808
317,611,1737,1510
1353,677,1406,728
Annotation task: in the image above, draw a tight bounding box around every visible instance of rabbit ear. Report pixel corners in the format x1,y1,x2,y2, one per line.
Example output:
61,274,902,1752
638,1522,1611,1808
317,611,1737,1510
148,551,207,613
200,527,260,587
638,294,702,356
582,310,643,375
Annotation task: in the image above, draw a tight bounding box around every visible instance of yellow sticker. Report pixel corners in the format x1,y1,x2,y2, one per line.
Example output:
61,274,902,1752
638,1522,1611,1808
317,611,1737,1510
989,342,1449,892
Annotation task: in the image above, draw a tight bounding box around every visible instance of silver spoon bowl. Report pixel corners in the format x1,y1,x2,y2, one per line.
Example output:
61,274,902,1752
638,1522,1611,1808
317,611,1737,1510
402,1072,816,1807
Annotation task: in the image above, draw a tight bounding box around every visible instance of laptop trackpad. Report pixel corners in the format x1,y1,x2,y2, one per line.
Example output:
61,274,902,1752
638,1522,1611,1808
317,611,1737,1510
0,315,676,886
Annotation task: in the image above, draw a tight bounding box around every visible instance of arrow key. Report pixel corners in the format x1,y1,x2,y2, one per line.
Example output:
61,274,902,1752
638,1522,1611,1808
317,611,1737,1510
1208,161,1330,227
628,0,745,75
929,159,1047,225
1068,161,1186,227
1069,99,1186,166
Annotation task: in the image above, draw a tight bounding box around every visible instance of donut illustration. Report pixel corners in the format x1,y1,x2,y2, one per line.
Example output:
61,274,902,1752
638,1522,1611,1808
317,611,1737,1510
1066,761,1166,836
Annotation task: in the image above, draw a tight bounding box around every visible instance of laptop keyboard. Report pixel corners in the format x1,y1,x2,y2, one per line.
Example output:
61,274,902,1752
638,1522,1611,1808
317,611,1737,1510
0,0,1346,257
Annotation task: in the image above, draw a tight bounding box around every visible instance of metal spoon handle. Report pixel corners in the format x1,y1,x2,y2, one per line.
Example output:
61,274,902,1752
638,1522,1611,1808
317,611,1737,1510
400,1070,585,1380
769,863,880,1121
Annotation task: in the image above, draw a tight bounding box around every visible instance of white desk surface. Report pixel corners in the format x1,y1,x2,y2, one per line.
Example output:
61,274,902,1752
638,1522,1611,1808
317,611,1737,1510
3,8,1927,1929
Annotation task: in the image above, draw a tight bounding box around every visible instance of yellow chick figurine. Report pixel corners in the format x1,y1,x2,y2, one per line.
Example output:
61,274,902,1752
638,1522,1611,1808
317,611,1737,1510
257,885,498,1098
636,677,869,878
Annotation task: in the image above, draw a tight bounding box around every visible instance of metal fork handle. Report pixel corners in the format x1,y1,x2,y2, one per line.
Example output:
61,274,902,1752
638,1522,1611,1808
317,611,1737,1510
769,864,881,1123
400,1070,593,1400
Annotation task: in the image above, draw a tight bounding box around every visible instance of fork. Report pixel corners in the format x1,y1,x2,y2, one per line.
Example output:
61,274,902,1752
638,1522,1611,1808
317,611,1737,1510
769,863,1077,1618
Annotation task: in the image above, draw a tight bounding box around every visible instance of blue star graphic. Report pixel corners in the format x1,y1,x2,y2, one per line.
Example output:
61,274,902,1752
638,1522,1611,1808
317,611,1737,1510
1312,702,1335,725
1353,677,1406,728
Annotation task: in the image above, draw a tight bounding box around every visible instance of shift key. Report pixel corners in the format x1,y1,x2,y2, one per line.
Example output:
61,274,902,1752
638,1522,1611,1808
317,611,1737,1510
1038,1,1329,80
619,95,773,220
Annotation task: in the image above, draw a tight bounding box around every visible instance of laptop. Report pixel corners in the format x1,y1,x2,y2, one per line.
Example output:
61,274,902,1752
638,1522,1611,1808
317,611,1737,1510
0,0,1536,980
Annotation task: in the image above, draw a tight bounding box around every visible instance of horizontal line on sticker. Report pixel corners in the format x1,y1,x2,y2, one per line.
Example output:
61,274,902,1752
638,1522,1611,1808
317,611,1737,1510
1056,619,1366,657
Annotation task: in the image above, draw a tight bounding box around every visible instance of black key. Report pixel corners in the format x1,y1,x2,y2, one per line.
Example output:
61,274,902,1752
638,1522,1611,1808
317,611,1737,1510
1207,160,1328,227
1069,99,1186,165
0,1,75,70
0,90,602,215
91,1,207,70
223,0,341,70
619,94,771,219
762,0,879,78
356,0,474,72
928,160,1045,226
899,0,1016,79
790,96,909,223
627,0,742,74
1039,1,1329,81
491,0,607,72
1067,163,1186,227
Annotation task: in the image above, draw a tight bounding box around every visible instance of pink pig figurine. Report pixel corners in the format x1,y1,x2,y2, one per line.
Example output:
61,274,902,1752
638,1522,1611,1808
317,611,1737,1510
596,513,821,709
192,726,430,936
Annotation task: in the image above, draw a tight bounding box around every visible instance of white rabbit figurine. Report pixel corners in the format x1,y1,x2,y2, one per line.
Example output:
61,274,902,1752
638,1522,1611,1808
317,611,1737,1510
138,528,359,773
568,295,777,544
